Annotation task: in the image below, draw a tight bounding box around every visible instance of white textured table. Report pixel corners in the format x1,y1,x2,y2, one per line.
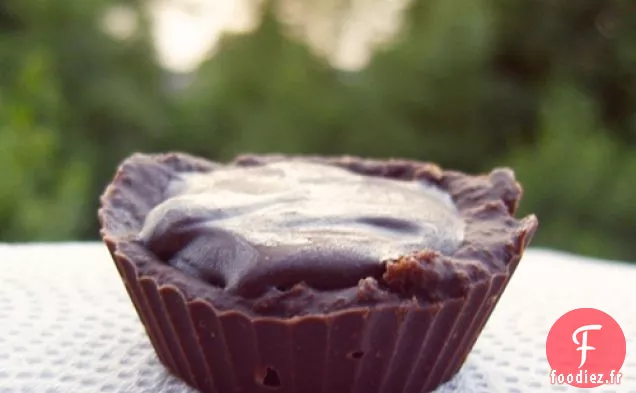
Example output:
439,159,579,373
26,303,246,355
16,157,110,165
0,243,634,393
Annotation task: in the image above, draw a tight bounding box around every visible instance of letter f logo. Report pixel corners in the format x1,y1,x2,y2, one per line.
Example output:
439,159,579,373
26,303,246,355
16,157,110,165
572,324,602,368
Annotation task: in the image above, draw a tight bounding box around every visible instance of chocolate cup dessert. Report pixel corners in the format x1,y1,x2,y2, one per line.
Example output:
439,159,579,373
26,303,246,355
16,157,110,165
98,153,538,393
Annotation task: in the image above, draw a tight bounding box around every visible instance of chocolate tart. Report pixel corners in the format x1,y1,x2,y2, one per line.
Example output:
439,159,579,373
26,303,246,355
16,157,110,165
98,152,538,393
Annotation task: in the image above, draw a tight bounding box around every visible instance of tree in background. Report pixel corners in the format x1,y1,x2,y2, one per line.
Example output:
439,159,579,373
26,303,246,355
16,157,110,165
1,0,635,261
510,80,636,260
1,0,171,238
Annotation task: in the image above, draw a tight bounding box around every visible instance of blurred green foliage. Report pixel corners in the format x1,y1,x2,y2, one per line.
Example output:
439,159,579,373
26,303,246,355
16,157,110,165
1,0,635,261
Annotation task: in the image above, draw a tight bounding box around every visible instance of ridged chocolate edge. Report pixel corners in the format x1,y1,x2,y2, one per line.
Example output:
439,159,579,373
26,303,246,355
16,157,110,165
438,222,534,384
109,247,520,393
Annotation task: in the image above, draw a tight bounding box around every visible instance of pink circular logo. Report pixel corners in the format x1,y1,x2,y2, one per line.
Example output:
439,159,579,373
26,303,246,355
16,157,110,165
546,308,626,388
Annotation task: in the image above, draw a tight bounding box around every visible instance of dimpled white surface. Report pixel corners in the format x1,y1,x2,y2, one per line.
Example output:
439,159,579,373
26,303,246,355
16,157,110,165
0,243,634,393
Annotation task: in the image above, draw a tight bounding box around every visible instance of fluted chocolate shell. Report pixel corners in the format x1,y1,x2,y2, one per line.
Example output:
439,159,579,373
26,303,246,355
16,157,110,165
98,153,537,393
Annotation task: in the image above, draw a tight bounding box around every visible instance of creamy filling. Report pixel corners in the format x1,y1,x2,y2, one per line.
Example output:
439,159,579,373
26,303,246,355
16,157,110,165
139,161,465,297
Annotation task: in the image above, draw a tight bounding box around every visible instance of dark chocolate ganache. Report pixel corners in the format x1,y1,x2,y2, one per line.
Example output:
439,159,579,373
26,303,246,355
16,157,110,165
139,161,465,297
